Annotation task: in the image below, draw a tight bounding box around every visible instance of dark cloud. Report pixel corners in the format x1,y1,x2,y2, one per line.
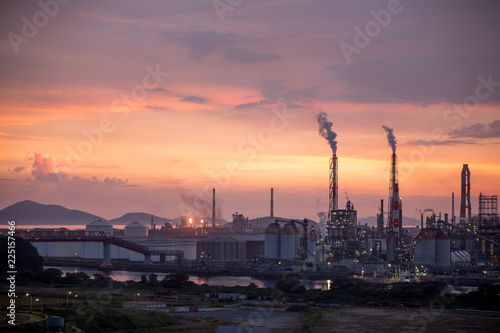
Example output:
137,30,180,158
174,30,280,64
223,48,280,63
180,96,208,104
450,120,500,138
330,53,500,105
8,166,26,174
145,105,168,111
407,140,478,146
234,79,318,109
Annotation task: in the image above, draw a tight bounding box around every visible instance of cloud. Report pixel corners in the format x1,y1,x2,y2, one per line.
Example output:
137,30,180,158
145,105,168,111
174,30,237,61
449,120,500,138
223,48,280,63
180,96,208,104
31,152,66,182
174,30,280,63
407,139,478,146
8,166,26,174
235,79,319,109
29,153,129,186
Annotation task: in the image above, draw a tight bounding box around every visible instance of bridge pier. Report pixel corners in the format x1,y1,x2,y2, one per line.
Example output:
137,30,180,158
103,242,111,266
160,254,166,264
145,254,152,265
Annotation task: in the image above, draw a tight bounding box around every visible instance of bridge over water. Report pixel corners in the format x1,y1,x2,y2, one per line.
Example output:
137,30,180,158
17,230,184,265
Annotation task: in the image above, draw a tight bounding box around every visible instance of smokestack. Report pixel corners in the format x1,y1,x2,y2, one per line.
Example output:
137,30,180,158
329,154,338,219
420,212,424,229
460,164,471,224
377,199,384,232
212,188,216,228
270,188,274,218
452,192,455,225
317,112,338,222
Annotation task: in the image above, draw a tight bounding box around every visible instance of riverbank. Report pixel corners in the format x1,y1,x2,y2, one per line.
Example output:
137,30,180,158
43,258,350,280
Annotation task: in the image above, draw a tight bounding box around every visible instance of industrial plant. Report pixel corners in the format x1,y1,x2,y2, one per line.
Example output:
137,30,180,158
13,114,500,281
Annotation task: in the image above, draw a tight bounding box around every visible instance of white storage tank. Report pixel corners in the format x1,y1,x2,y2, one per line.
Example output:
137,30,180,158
124,221,148,237
413,229,435,266
280,223,296,260
264,223,280,258
435,230,451,269
86,219,113,236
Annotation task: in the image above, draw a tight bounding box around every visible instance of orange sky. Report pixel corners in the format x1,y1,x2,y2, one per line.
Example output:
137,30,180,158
1,1,499,224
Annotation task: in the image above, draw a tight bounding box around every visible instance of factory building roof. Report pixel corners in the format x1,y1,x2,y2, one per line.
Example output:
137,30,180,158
435,230,450,240
415,229,434,240
281,223,295,235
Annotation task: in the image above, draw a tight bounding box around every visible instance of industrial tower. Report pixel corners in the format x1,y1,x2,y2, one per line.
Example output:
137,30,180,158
460,164,471,224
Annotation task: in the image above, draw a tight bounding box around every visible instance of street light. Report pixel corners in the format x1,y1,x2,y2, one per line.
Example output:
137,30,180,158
35,298,43,318
26,293,32,311
73,295,78,307
134,293,140,308
67,291,72,307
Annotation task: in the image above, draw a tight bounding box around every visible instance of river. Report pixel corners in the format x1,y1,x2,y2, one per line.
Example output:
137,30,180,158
48,266,333,290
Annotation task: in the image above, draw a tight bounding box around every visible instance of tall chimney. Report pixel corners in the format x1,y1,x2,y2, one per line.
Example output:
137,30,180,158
460,164,471,224
270,188,274,218
420,212,424,229
377,199,384,232
452,192,455,225
328,154,338,222
212,188,216,228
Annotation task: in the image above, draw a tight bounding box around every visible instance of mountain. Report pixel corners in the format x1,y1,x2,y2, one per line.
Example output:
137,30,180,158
0,200,103,226
108,213,173,226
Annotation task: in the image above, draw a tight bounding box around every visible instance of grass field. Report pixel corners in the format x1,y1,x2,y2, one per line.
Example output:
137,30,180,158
295,307,500,332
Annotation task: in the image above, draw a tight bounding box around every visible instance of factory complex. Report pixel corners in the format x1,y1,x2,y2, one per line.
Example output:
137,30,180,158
19,115,499,281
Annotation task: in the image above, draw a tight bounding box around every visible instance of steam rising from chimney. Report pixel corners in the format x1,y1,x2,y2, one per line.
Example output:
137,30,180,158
382,125,397,153
316,112,337,154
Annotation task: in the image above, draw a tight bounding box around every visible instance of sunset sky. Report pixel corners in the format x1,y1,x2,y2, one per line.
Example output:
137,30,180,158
1,0,499,225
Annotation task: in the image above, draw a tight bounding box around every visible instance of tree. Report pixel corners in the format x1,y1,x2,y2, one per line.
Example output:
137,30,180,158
0,235,43,277
161,273,194,289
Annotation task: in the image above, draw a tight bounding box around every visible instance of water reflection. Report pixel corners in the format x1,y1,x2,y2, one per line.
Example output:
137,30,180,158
48,266,331,290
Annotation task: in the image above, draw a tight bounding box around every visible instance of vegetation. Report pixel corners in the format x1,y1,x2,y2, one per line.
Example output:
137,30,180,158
0,235,43,279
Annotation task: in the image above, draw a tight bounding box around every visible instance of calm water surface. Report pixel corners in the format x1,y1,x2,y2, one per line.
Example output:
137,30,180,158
48,266,332,290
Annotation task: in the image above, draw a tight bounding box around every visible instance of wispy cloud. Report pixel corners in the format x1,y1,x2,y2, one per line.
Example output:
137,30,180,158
180,96,208,104
450,120,500,138
407,139,478,146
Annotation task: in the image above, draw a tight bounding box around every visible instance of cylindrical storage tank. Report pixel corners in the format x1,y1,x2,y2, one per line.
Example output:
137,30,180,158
413,229,435,266
86,219,113,236
124,221,148,237
435,230,451,269
280,223,295,260
265,223,280,258
291,222,300,256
